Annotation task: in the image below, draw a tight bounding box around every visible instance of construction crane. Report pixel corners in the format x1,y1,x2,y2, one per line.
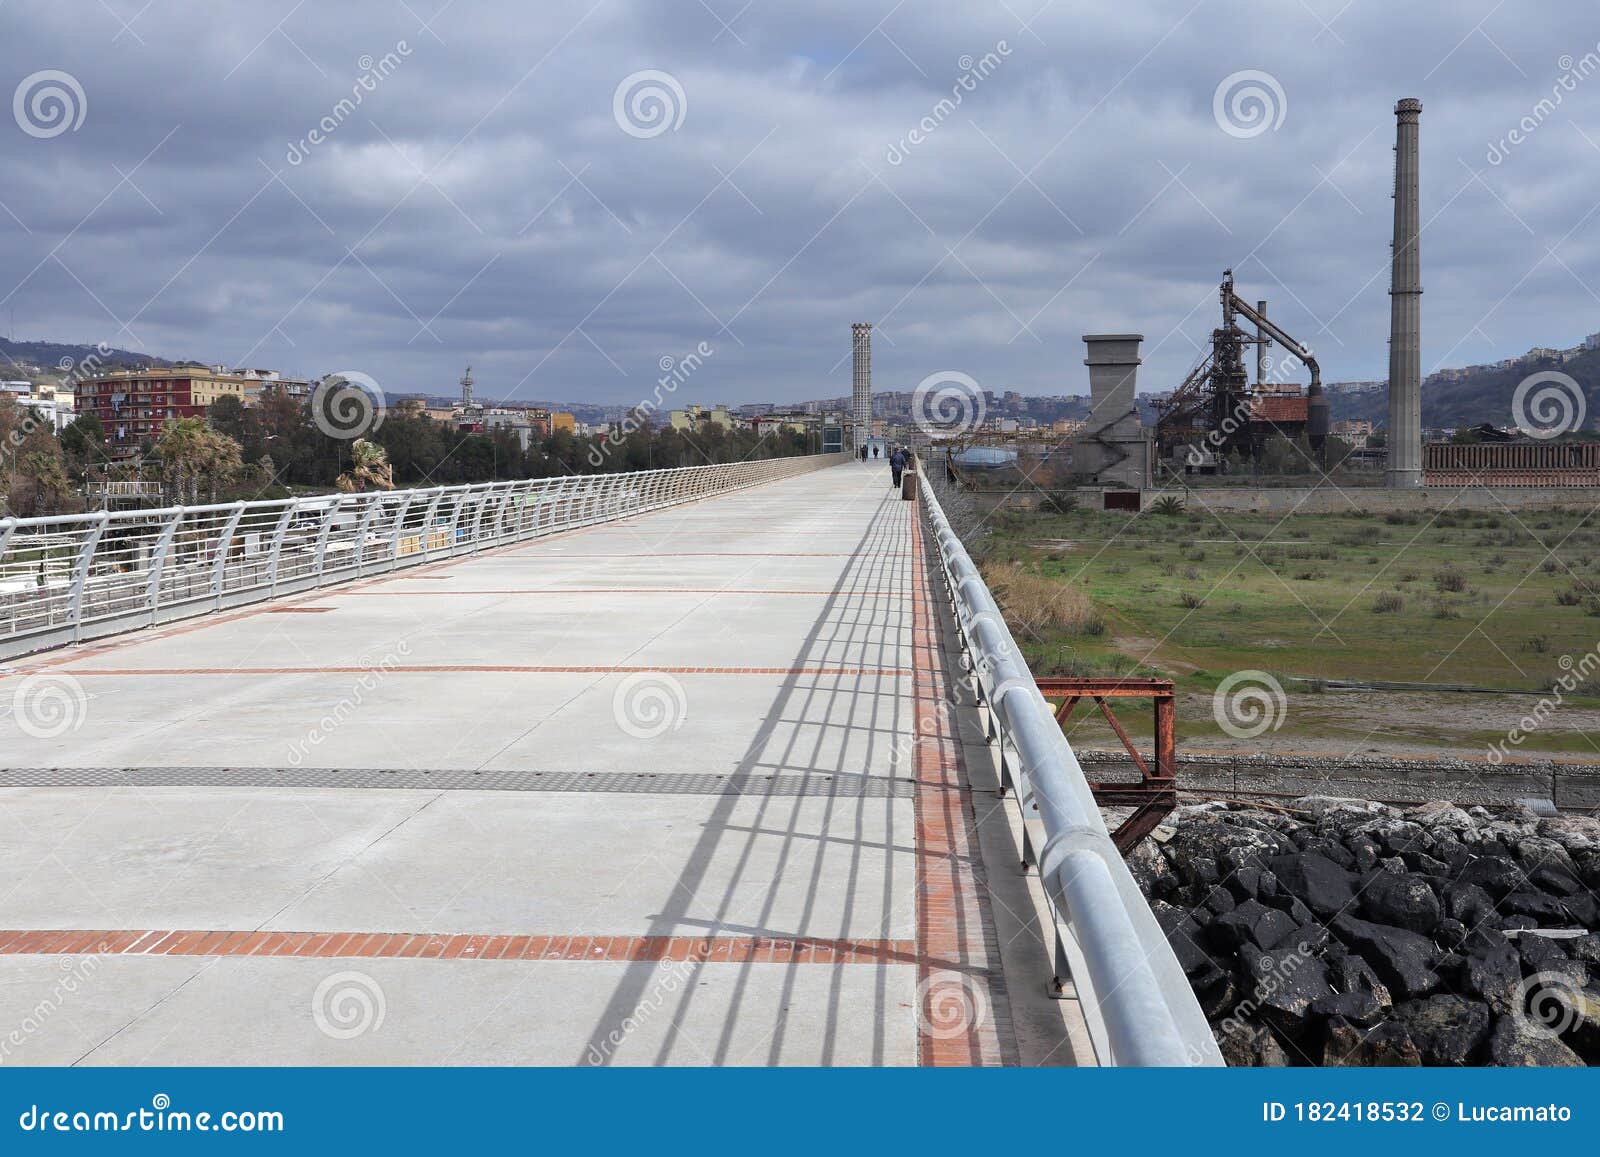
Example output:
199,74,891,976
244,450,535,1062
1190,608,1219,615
1154,270,1329,470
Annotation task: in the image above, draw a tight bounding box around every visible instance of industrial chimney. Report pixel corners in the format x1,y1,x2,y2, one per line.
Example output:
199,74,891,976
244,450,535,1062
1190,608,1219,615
1386,98,1423,488
851,322,872,449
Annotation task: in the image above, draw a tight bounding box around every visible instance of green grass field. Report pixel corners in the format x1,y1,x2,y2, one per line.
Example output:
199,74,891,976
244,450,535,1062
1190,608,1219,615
981,499,1600,756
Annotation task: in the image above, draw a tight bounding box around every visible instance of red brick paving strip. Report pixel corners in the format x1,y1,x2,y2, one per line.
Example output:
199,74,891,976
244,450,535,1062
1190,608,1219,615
0,931,917,964
909,495,1019,1067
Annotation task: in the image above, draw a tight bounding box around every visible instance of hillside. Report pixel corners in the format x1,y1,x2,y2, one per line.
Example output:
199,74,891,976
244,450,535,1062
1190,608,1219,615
0,337,171,376
1328,349,1600,432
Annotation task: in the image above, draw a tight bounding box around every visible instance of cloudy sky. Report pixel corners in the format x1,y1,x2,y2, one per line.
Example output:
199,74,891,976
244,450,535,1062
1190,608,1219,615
3,1,1599,408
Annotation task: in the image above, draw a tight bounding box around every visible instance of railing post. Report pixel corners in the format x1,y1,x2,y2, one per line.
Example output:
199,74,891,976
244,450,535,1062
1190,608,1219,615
387,490,418,566
67,512,110,643
352,494,384,577
266,499,300,597
145,509,184,626
208,503,247,610
468,488,491,551
442,488,468,555
312,497,343,588
418,488,445,559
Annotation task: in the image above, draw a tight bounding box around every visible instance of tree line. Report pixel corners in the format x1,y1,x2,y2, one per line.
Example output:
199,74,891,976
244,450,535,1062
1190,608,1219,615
1,389,815,517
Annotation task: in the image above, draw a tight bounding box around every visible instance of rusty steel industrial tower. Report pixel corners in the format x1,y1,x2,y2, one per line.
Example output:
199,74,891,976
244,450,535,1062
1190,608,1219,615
1387,98,1423,488
851,322,872,449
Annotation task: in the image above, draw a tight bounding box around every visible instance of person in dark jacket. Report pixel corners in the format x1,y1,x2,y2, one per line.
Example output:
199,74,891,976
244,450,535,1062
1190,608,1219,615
889,447,908,488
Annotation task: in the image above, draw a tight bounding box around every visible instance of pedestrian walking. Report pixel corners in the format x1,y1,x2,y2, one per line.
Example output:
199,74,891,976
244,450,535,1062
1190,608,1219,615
890,446,907,489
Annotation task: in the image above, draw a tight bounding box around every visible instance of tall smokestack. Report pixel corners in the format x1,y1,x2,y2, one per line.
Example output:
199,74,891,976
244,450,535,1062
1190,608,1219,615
1386,98,1423,488
851,322,872,449
1255,300,1269,387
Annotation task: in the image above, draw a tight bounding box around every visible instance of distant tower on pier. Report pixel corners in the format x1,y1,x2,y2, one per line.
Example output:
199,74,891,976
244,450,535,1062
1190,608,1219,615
851,323,872,449
460,364,475,409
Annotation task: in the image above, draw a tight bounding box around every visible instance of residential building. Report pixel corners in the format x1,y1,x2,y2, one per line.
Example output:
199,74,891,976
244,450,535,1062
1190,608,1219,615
668,404,735,431
1332,419,1375,449
75,366,296,456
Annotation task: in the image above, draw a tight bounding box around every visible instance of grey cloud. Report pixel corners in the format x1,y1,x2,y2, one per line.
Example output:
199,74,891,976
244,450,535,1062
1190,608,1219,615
4,0,1600,407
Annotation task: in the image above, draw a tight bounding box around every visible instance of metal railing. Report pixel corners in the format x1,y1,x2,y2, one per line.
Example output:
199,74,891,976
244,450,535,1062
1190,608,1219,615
0,454,847,660
921,476,1223,1067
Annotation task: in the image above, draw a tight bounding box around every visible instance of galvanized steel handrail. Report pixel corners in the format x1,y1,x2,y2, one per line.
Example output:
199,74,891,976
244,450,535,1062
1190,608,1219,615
921,480,1222,1067
0,454,848,660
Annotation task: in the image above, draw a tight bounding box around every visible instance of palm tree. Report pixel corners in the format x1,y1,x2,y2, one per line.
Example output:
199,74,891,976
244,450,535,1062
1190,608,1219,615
336,438,395,493
153,418,243,504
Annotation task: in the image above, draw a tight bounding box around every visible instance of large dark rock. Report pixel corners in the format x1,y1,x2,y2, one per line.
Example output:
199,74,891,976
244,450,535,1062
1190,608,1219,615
1487,1015,1584,1067
1269,853,1358,919
1311,989,1386,1027
1301,837,1357,869
1241,932,1334,1020
1456,855,1524,897
1151,900,1217,978
1216,1022,1290,1067
1333,914,1439,1000
1557,891,1600,927
1347,835,1382,872
1211,899,1299,952
1443,880,1496,927
1322,1017,1421,1066
1325,948,1393,1010
1126,839,1177,898
1461,928,1521,1014
1392,995,1491,1065
1504,890,1571,923
1530,861,1584,896
1360,871,1442,934
1164,820,1290,892
1567,934,1600,966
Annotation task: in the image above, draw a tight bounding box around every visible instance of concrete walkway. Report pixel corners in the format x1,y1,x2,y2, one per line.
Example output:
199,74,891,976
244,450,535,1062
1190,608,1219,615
0,464,1086,1066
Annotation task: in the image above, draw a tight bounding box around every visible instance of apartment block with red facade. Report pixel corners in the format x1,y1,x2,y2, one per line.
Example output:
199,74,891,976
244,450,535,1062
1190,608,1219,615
74,367,306,457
